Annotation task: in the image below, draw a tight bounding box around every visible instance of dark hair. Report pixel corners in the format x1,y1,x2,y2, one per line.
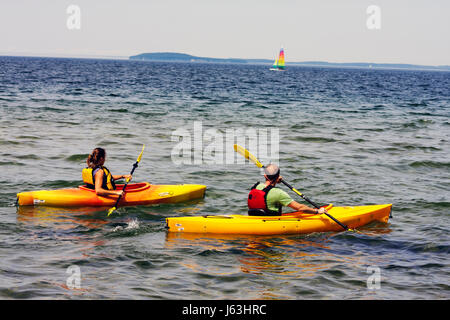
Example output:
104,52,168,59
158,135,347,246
87,147,106,168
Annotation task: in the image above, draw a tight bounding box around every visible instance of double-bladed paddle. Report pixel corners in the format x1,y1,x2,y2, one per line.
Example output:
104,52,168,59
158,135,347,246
107,144,145,217
233,144,354,232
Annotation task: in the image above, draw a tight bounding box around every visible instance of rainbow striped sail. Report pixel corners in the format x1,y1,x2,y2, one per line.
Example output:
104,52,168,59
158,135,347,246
271,48,285,70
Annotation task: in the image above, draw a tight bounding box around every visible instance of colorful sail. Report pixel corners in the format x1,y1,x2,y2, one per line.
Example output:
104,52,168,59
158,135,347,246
270,47,285,70
272,58,278,68
277,48,285,69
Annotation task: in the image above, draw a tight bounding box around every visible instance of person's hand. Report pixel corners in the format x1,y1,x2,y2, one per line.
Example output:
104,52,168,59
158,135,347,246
123,175,132,182
276,176,283,184
115,190,124,196
317,207,328,214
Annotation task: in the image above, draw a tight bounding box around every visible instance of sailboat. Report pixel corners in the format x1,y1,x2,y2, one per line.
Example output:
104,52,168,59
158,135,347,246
270,48,285,71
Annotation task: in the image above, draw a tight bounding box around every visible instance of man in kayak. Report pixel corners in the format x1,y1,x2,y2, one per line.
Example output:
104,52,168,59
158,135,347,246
248,164,328,216
82,148,132,197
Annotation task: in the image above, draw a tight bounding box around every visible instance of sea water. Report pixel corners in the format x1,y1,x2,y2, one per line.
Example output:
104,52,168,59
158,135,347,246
0,56,448,299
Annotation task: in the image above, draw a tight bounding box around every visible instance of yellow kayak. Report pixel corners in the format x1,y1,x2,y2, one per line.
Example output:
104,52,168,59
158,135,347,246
17,182,206,207
166,204,392,235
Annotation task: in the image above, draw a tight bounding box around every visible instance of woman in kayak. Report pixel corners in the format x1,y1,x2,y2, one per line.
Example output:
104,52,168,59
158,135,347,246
248,164,328,216
82,147,131,197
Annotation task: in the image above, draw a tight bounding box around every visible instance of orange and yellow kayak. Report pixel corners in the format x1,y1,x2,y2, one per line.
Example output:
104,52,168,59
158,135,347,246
17,182,206,207
166,204,392,235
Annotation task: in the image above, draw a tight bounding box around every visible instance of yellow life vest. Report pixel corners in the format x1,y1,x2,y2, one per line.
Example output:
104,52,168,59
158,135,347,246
82,166,116,190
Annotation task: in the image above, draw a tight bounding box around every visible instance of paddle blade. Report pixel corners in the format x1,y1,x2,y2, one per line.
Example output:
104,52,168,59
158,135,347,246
233,144,264,168
137,144,145,163
107,207,117,217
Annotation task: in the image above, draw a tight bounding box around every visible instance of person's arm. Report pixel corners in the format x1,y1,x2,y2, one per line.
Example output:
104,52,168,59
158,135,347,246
94,170,123,197
288,201,327,214
112,174,132,181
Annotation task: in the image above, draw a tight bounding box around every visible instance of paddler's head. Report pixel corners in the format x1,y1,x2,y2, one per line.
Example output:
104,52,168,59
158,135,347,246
264,164,281,185
87,147,106,168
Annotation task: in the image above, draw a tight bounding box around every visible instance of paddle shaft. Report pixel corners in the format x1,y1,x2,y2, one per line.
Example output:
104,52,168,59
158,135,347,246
280,179,349,231
108,144,145,216
111,161,139,209
280,180,321,208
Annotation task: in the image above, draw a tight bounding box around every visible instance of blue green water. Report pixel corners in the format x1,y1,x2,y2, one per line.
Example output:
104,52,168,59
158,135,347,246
0,56,449,299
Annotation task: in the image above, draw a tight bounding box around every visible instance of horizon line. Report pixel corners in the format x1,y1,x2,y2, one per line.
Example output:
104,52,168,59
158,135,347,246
1,52,449,69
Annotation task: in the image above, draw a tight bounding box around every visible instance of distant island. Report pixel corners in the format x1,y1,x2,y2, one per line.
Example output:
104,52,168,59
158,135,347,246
130,52,450,71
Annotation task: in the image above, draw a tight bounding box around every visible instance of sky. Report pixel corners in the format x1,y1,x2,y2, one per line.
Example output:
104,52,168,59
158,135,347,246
0,0,449,65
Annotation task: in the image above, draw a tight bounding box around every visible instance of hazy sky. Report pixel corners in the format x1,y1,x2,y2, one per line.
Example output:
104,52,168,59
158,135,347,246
0,0,449,65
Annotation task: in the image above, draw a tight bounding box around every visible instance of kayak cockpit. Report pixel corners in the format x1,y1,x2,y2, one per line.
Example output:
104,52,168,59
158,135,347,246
78,182,151,193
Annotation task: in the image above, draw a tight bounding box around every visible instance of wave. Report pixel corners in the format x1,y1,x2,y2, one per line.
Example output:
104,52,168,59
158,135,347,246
335,233,449,255
402,119,434,129
409,161,450,169
135,111,169,118
0,161,25,166
291,136,337,143
39,180,81,189
0,97,16,102
391,143,441,151
0,140,20,146
124,101,148,106
328,109,361,114
35,106,66,113
408,111,440,117
16,154,40,160
65,154,88,162
406,101,428,107
408,200,450,209
239,102,269,109
110,133,137,138
354,127,384,132
290,124,309,130
15,135,41,140
359,104,386,111
109,108,129,113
